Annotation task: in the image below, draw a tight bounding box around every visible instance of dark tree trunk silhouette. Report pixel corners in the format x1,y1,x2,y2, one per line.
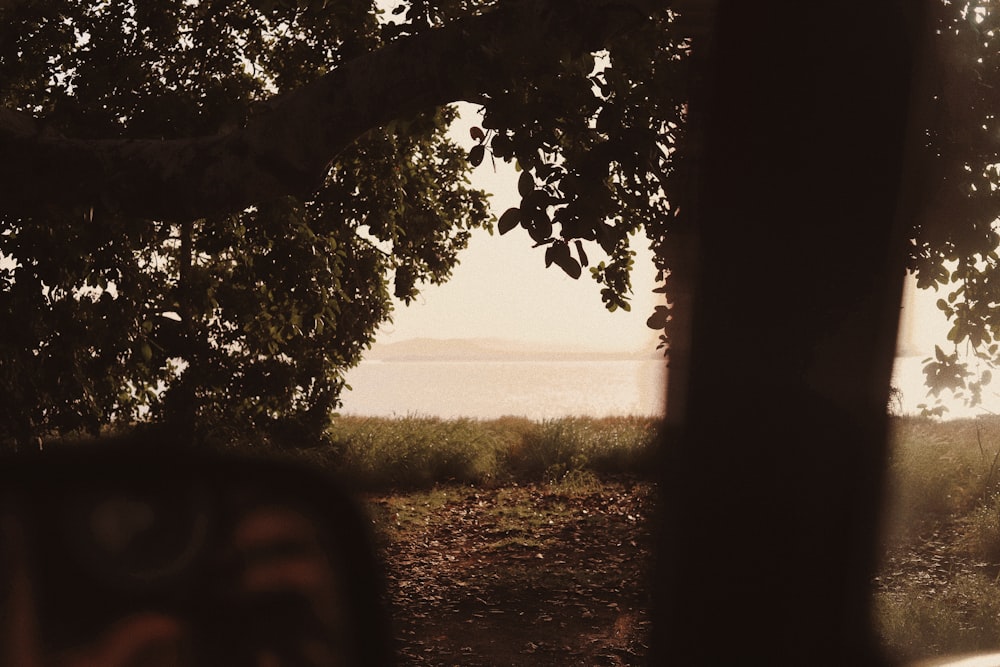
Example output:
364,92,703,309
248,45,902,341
653,1,923,664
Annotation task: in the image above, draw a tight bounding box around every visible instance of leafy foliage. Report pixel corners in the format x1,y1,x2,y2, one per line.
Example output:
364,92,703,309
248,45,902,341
910,2,1000,413
11,0,1000,438
466,9,690,323
0,0,689,448
0,0,491,446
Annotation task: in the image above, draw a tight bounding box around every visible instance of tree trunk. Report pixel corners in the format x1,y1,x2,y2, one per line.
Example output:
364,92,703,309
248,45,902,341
652,2,923,663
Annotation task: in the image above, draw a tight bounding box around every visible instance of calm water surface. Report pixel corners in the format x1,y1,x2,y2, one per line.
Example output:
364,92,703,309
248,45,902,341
339,359,667,420
338,356,987,421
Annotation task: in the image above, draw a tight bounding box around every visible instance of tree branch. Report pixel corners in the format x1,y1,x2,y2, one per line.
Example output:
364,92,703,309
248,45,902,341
0,0,657,221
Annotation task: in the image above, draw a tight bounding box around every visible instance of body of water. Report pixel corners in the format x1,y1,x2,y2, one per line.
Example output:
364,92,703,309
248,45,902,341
339,356,972,421
339,359,667,420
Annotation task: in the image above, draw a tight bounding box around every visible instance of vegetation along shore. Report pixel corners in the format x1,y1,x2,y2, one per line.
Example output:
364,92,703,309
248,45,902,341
247,414,1000,664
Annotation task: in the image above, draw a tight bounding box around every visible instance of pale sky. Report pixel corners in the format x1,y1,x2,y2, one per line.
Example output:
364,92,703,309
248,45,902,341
893,275,1000,417
367,12,663,353
371,105,665,354
897,275,950,357
374,108,944,358
368,104,993,416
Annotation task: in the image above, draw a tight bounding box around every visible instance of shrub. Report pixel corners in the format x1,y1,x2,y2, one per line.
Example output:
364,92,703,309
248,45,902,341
328,415,510,489
321,414,660,490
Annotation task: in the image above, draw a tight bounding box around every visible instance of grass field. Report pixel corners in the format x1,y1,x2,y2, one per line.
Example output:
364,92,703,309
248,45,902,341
313,414,661,491
226,412,1000,662
298,415,663,665
877,415,1000,661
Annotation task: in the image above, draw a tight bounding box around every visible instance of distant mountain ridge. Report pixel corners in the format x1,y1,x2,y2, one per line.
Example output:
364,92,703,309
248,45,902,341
365,337,661,362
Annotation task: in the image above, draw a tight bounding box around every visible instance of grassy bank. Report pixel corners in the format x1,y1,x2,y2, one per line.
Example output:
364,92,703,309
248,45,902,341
877,415,1000,661
290,416,661,663
313,414,1000,660
216,411,1000,660
299,414,662,491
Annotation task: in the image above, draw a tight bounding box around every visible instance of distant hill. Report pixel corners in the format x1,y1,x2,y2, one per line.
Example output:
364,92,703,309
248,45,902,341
364,337,661,362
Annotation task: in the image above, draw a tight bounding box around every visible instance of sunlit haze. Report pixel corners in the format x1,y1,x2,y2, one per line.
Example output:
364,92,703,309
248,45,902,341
358,106,985,419
893,276,998,418
370,105,664,355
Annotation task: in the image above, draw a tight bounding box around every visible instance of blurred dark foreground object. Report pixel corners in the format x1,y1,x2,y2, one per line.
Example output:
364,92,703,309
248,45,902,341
0,442,391,666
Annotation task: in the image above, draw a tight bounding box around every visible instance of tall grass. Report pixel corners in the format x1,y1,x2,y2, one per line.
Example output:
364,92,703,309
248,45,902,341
314,414,660,491
881,416,1000,547
250,413,1000,658
506,416,659,482
876,572,1000,660
877,415,1000,660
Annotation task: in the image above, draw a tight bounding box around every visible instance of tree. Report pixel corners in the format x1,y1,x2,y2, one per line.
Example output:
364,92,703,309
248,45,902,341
906,1,1000,414
0,0,978,661
0,0,687,447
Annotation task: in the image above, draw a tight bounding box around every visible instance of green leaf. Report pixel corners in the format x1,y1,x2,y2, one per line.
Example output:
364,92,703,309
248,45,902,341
549,242,581,279
596,103,620,133
469,144,486,167
470,126,486,141
646,305,671,329
528,209,552,243
498,208,521,235
559,257,582,279
518,171,534,198
595,222,619,255
491,134,512,159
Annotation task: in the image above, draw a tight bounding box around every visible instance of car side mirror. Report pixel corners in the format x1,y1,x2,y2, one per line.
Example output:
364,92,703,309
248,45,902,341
0,443,390,666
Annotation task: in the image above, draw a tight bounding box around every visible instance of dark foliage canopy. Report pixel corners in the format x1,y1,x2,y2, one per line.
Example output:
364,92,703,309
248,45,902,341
0,0,688,446
6,0,999,444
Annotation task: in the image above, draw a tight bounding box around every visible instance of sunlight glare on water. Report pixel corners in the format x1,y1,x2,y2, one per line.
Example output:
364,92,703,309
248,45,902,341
339,359,666,420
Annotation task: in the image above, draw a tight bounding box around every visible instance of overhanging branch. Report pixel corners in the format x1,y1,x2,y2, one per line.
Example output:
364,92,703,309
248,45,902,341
0,0,658,221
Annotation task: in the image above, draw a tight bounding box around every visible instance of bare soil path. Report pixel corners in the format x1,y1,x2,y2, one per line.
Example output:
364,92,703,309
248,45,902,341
364,477,655,666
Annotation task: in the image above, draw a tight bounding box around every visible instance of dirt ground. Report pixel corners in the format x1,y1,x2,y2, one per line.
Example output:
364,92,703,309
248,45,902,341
364,477,656,666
